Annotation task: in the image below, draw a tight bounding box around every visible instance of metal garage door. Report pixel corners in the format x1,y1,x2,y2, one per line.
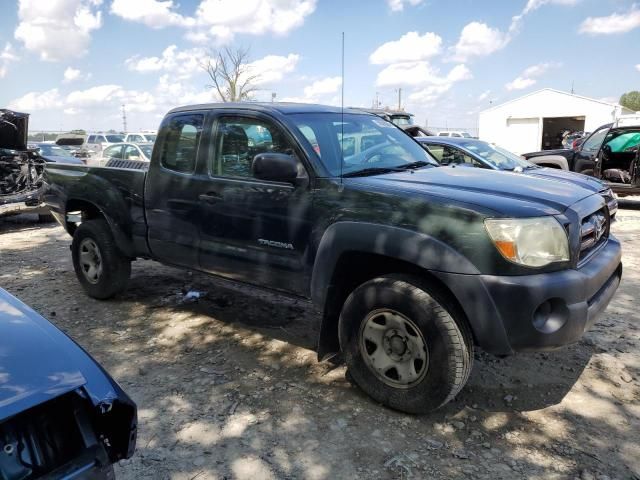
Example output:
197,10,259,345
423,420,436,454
506,117,540,154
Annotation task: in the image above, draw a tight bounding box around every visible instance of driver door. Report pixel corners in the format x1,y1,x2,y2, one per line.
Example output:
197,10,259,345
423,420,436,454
197,112,313,295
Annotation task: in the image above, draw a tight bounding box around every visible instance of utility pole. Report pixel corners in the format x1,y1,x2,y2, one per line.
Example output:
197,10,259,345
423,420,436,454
375,92,380,109
397,88,402,111
571,81,574,94
271,92,276,103
121,104,127,133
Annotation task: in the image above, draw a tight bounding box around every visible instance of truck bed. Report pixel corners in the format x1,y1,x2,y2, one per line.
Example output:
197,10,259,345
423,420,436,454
43,163,150,257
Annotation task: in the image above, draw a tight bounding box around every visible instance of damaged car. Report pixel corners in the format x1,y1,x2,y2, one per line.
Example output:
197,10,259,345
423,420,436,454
0,288,137,479
0,109,48,219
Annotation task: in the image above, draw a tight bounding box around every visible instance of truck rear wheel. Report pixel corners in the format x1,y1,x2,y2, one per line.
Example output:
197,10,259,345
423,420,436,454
71,218,131,299
339,274,473,413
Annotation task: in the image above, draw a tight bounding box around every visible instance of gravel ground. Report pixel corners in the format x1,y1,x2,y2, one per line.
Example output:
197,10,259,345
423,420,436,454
1,212,639,480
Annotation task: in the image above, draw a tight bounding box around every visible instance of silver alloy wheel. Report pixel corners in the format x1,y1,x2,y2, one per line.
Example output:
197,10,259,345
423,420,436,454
358,308,429,388
79,238,103,284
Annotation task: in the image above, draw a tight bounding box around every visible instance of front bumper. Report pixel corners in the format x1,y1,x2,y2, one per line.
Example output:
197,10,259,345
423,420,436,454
0,185,48,217
435,236,622,355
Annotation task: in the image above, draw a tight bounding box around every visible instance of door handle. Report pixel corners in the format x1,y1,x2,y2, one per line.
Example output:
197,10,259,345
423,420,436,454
198,193,222,204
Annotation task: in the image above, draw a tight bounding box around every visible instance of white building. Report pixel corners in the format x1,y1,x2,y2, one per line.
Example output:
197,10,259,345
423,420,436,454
479,88,633,154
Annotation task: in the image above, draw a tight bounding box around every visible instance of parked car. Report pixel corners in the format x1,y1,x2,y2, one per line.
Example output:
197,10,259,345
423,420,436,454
124,132,157,143
0,288,136,478
437,130,473,138
417,137,618,216
55,132,90,159
29,142,85,164
0,109,49,219
92,142,153,166
353,108,415,126
523,118,640,195
45,103,622,414
401,125,436,138
86,133,126,155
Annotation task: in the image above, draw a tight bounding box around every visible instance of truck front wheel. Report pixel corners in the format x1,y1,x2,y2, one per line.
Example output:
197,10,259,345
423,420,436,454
339,275,473,413
71,218,131,299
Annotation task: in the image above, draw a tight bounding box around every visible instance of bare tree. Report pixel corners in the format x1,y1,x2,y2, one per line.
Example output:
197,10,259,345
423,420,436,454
200,47,260,102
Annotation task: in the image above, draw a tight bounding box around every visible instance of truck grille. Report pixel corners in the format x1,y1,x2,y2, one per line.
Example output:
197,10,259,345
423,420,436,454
579,208,609,262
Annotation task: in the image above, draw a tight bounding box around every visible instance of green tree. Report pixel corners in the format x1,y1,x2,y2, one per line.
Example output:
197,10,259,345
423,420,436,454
620,91,640,112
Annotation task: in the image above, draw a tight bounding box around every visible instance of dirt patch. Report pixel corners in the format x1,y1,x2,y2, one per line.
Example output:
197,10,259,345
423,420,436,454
1,213,639,479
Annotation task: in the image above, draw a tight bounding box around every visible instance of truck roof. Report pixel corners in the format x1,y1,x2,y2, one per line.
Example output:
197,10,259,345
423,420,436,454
167,102,370,116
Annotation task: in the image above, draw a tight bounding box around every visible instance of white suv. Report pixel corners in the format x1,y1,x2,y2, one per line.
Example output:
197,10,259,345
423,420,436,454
437,131,473,138
124,132,157,143
86,133,126,155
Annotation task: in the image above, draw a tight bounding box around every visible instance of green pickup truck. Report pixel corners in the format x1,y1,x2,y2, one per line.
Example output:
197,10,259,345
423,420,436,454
44,103,622,413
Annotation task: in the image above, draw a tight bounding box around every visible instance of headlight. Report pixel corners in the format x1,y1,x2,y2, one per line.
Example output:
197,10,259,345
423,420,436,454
484,217,569,267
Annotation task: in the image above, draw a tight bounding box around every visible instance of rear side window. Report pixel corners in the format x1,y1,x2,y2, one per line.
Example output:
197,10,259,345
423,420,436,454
87,135,95,143
159,113,204,173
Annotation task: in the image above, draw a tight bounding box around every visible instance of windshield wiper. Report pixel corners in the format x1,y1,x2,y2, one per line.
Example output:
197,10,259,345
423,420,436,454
394,161,433,170
342,167,404,178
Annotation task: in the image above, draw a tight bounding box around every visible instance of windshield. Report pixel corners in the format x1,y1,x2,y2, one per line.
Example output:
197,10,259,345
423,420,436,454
459,140,532,170
290,113,438,176
38,144,71,156
106,134,125,142
140,145,153,158
460,132,472,138
144,134,157,142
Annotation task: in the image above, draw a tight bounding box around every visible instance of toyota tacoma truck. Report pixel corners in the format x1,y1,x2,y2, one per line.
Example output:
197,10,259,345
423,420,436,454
0,288,136,479
44,103,622,413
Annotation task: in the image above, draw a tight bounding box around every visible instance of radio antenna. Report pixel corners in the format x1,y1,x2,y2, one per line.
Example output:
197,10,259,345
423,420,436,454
340,31,345,185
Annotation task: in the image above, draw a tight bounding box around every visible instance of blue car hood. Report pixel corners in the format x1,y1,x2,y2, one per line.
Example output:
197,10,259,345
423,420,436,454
0,290,86,421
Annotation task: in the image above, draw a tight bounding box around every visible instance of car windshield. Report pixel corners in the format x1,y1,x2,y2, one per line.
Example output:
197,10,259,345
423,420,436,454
140,145,153,158
38,144,71,156
460,132,472,138
290,112,438,176
458,140,532,170
144,134,157,142
106,135,125,142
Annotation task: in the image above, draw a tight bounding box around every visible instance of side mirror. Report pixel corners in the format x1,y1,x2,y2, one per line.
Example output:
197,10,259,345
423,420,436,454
252,153,298,183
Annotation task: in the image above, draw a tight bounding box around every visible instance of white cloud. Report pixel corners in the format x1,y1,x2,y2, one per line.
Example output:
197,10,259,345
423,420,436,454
451,22,509,61
579,4,640,35
110,0,193,28
63,66,91,83
0,43,18,78
370,31,442,65
511,0,580,32
14,0,103,62
246,53,300,85
408,64,473,104
477,90,491,101
387,0,424,12
125,45,205,80
505,62,559,90
636,64,640,72
66,84,122,107
8,88,63,111
114,0,317,43
303,76,342,97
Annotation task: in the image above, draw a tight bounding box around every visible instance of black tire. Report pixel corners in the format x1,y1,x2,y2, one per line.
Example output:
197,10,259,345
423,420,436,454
339,274,473,414
71,218,131,299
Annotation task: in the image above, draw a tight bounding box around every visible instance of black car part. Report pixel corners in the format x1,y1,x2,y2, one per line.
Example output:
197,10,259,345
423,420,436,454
0,391,113,480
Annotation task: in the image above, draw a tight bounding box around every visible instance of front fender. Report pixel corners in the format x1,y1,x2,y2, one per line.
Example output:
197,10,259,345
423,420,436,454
310,222,480,308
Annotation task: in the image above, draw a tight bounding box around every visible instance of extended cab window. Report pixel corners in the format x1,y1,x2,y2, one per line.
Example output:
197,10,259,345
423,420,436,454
212,117,296,179
425,144,445,162
159,114,203,174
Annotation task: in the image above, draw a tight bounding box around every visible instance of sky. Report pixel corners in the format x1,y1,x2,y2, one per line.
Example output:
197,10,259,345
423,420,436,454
0,0,639,133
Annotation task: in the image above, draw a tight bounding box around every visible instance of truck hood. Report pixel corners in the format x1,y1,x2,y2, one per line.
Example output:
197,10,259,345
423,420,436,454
355,166,596,216
523,167,607,193
0,290,86,421
523,148,573,159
